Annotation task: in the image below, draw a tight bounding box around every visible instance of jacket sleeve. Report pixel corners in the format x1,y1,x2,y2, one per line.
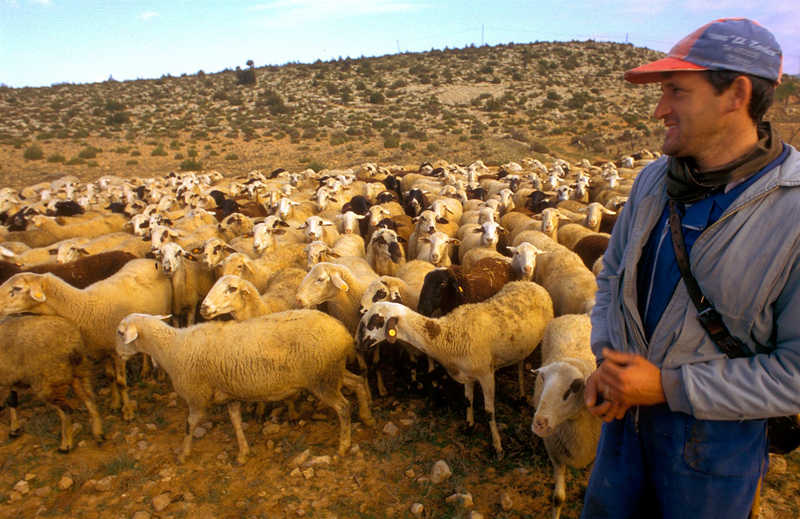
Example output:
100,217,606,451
662,233,800,419
590,162,655,362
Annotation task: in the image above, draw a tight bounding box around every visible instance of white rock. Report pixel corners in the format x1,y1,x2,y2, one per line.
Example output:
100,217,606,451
410,503,424,517
405,469,416,479
132,511,151,519
192,426,207,439
152,493,171,512
13,480,30,495
24,473,36,481
145,423,157,432
383,421,399,437
305,455,331,467
302,468,314,479
95,476,114,492
57,476,74,490
290,468,303,478
431,460,452,484
469,512,484,519
290,449,311,468
445,492,473,508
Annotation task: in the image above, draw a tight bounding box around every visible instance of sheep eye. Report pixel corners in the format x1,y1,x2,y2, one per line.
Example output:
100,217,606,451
373,289,387,302
226,285,237,294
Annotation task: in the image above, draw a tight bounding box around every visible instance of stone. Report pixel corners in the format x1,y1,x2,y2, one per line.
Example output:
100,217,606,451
33,486,51,498
192,426,207,439
13,480,30,495
399,418,415,426
24,473,36,481
302,468,314,479
500,491,513,511
405,469,416,479
152,493,171,512
469,512,484,519
263,423,281,435
57,476,74,490
144,423,157,431
305,455,331,467
95,476,114,492
410,503,424,517
445,492,473,508
132,510,151,519
769,454,788,475
290,468,302,478
136,440,149,451
430,460,452,484
383,421,399,437
8,491,22,502
290,449,311,468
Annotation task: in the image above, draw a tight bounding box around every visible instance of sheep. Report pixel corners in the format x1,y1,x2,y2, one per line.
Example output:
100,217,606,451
55,232,151,263
0,250,137,288
572,233,611,271
298,215,339,246
531,314,601,519
0,259,173,420
534,249,597,316
556,223,599,250
358,259,436,312
200,268,305,321
417,258,514,317
4,213,127,248
366,228,406,276
415,231,458,268
0,314,104,452
508,242,543,281
155,242,215,327
115,312,374,463
457,221,505,264
358,281,554,457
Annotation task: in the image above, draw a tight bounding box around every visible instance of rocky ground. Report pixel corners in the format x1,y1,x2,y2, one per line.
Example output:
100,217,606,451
1,356,800,519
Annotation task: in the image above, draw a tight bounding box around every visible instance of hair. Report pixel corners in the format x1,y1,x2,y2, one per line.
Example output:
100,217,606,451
703,70,775,123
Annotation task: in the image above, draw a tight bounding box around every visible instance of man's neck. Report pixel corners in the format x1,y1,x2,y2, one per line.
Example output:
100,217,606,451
695,122,759,172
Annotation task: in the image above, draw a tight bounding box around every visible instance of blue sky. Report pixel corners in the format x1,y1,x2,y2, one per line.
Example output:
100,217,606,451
2,0,798,88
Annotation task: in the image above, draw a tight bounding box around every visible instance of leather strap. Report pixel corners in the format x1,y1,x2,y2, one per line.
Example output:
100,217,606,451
667,200,751,358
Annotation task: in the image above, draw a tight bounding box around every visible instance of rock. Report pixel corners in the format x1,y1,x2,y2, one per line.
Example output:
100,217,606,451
399,418,415,426
305,455,331,467
136,440,149,451
33,486,51,498
302,468,314,479
348,444,360,455
311,413,328,421
152,493,171,512
144,423,157,431
405,469,416,479
431,460,452,484
13,480,30,495
95,476,114,492
383,421,399,437
769,454,788,475
132,510,151,519
290,449,311,468
469,512,484,519
266,439,275,450
8,491,22,502
24,473,36,481
445,492,473,508
500,491,513,511
263,423,281,435
192,426,207,439
57,476,74,490
290,468,302,478
410,503,424,517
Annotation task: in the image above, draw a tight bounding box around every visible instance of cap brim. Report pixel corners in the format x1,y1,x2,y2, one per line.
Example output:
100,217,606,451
624,57,707,84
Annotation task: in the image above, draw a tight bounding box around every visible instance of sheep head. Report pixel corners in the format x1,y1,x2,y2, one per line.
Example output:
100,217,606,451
200,275,251,320
356,302,406,351
0,273,49,315
296,263,350,308
531,362,587,438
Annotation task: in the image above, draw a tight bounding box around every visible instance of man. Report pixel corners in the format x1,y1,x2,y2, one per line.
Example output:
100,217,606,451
581,18,800,518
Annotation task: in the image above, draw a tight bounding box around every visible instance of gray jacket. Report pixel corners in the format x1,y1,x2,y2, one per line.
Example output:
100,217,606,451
591,145,800,420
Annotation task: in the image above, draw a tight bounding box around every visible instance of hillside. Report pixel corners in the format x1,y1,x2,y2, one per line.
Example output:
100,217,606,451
1,40,798,190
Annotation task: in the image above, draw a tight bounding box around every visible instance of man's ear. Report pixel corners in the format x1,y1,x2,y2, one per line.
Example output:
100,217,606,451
726,75,752,114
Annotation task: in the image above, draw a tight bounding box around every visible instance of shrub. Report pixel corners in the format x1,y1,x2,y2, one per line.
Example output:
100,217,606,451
151,145,168,157
531,141,550,154
179,158,203,171
66,157,86,165
126,159,138,165
23,144,44,160
78,146,99,159
47,153,66,163
106,112,130,125
368,91,385,104
383,134,400,148
224,152,239,161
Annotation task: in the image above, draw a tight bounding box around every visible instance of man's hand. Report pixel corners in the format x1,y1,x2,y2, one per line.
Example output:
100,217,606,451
585,348,666,422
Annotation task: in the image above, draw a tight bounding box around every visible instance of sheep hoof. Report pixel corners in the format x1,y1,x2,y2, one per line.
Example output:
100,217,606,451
8,428,21,438
58,446,71,454
236,455,248,465
494,448,505,461
122,400,137,421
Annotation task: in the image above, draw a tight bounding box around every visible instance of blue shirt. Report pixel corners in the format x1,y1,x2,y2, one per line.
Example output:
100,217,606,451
637,145,790,342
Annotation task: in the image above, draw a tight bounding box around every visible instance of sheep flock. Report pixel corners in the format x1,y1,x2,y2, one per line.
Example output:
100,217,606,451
0,153,651,517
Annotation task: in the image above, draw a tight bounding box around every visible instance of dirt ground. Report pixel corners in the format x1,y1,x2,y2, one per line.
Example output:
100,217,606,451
2,352,800,519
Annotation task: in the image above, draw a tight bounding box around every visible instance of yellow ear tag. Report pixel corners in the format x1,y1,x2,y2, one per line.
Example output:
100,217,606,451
457,286,464,293
388,329,396,337
32,291,44,299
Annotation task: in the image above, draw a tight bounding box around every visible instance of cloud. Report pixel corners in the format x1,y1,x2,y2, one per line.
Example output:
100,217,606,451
138,11,159,21
248,0,427,25
30,0,52,5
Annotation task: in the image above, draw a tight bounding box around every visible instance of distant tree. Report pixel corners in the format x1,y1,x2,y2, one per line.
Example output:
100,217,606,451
236,61,256,86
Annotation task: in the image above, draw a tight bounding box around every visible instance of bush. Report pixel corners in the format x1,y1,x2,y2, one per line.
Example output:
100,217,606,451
531,141,550,154
106,111,130,126
23,144,44,160
383,134,401,148
47,153,66,163
368,91,385,104
224,152,239,161
66,157,86,165
179,158,203,171
78,146,99,159
126,159,138,165
151,145,168,157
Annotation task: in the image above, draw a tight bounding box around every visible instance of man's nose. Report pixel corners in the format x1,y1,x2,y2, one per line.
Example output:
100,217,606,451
653,95,670,120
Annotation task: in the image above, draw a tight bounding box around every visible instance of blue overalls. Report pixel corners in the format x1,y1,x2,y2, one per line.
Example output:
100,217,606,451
581,146,789,519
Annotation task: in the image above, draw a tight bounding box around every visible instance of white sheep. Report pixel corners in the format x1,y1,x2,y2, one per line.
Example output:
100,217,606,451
534,249,597,316
415,231,458,268
115,311,374,463
0,314,104,452
457,220,505,264
358,281,554,457
0,259,173,420
201,268,305,320
531,314,601,519
156,242,215,327
366,228,406,276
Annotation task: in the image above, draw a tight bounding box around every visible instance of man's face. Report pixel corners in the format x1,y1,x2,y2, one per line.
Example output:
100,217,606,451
653,72,727,161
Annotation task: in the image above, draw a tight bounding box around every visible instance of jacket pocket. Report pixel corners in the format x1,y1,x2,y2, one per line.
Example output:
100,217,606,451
683,417,767,477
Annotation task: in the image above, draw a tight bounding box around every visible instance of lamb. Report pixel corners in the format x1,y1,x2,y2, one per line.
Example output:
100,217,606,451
155,242,215,327
0,259,173,420
531,314,601,519
115,312,374,463
201,268,305,320
366,228,406,276
0,314,104,452
417,258,513,317
358,281,554,457
0,250,137,288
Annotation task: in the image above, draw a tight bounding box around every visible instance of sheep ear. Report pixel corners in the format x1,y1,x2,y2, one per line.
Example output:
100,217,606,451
331,271,349,292
29,286,47,302
122,325,138,344
156,314,172,322
448,238,461,246
437,217,449,224
507,246,518,254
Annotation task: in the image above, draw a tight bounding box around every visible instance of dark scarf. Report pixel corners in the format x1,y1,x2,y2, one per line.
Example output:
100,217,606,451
666,122,783,203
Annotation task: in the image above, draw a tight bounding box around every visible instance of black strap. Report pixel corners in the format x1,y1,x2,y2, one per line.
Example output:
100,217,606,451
667,200,752,359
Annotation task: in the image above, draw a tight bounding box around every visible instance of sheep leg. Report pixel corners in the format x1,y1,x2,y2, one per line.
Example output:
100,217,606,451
139,353,152,379
551,460,566,519
312,388,351,456
7,391,20,438
113,355,136,421
106,359,121,411
179,406,205,463
373,346,388,397
343,371,375,427
477,374,503,459
73,377,104,443
464,381,475,427
227,401,250,465
49,403,74,453
517,361,526,400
